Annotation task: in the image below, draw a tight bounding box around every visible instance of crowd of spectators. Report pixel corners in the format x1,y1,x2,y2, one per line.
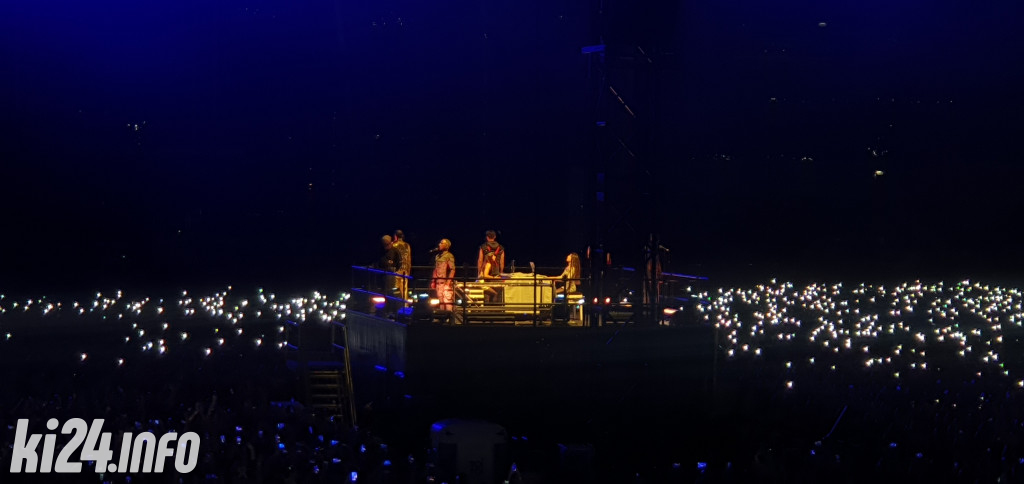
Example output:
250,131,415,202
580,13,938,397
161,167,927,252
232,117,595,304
691,280,1024,482
4,280,1024,482
0,290,408,483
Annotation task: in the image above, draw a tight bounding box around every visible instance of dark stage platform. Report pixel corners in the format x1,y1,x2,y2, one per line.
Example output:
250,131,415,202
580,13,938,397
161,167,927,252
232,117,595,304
321,311,719,480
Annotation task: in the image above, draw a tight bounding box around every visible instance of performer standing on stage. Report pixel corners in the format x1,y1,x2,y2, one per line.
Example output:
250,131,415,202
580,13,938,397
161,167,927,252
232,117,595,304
378,235,402,296
477,230,505,278
392,230,412,299
431,239,456,312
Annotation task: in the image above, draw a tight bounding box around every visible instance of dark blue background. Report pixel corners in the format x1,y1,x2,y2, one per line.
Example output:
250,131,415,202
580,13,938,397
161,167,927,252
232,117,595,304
2,0,1023,290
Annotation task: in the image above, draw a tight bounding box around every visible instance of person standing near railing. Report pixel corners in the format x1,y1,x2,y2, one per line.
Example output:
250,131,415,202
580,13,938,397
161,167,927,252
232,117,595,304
432,239,456,312
477,230,505,277
392,230,412,299
377,235,401,296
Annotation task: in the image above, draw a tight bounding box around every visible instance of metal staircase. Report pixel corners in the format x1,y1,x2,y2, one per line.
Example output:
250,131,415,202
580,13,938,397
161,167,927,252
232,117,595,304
285,319,357,426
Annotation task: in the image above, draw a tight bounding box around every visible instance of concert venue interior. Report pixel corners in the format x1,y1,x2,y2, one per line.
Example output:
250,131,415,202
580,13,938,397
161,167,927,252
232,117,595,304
3,0,1024,482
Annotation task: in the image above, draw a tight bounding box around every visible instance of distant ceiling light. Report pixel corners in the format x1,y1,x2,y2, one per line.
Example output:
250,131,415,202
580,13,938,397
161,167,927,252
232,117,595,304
818,22,827,27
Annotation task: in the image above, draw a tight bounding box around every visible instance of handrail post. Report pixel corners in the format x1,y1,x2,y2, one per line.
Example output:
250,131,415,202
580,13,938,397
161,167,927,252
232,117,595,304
532,271,538,327
585,276,591,327
460,277,467,326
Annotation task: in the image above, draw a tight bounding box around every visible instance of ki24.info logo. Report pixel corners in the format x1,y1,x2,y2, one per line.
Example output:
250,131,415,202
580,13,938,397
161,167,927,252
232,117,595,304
9,419,199,474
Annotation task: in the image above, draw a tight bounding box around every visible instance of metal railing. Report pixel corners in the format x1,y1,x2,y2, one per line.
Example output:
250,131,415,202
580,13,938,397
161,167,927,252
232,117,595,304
351,264,589,326
350,265,413,299
347,263,709,326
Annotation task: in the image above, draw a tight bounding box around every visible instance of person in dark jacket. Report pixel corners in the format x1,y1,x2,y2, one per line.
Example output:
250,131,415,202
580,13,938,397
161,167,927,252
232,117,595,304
476,230,505,278
378,235,401,295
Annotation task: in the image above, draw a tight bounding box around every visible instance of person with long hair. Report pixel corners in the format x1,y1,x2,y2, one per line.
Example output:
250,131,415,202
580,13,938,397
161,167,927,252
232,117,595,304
479,250,503,303
551,252,581,294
